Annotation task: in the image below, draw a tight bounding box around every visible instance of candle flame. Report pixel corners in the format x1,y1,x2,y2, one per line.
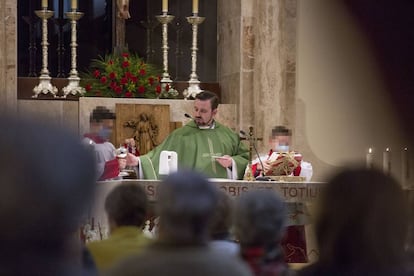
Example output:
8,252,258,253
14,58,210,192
368,148,372,153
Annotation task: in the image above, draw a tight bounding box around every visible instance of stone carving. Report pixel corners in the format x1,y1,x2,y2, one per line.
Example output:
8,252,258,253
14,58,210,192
124,113,159,155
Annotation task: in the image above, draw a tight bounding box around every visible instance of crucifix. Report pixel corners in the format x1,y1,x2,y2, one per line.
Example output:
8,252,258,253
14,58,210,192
114,0,131,53
240,126,263,180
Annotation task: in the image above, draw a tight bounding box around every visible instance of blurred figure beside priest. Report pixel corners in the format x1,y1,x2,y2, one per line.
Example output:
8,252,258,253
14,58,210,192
82,106,127,181
252,126,312,181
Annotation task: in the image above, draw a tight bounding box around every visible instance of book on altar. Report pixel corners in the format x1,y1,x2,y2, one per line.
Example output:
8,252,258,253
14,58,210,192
266,151,302,176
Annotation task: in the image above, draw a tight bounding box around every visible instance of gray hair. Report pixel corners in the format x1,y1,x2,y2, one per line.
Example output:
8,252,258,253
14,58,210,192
156,169,219,243
234,190,287,246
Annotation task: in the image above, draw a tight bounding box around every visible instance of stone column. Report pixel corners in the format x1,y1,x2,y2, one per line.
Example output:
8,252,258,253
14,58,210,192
0,0,17,114
218,0,297,152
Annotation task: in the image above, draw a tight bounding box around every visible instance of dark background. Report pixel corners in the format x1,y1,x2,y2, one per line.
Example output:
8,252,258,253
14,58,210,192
343,0,414,141
17,0,217,82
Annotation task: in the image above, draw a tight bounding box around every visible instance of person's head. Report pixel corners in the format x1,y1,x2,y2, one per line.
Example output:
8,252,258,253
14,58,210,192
269,126,292,152
105,183,148,232
316,167,409,268
193,91,219,127
208,190,234,239
90,106,116,140
233,190,287,247
0,115,96,273
156,169,219,244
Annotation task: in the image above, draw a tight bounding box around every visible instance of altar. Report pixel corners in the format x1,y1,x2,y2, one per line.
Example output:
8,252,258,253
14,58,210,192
89,178,324,229
93,179,324,204
84,179,324,262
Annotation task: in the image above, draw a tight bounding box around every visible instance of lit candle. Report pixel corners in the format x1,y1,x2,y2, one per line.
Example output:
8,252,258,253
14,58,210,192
41,0,48,9
366,147,373,169
71,0,78,10
193,0,199,14
162,0,168,13
383,147,391,175
401,147,409,188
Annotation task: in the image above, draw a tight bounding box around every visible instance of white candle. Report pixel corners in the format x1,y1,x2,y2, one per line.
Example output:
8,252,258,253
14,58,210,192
366,147,373,169
71,0,78,10
193,0,199,14
401,147,408,188
383,147,391,174
162,0,168,13
41,0,48,9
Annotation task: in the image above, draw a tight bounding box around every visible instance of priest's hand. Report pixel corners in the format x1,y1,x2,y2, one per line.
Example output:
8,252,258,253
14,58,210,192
215,155,233,169
126,153,139,167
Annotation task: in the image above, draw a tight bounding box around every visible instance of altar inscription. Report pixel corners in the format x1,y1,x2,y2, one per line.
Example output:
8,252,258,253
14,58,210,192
97,179,325,203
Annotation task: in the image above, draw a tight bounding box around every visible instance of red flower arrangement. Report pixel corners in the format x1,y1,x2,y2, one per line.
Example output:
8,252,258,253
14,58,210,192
81,52,173,98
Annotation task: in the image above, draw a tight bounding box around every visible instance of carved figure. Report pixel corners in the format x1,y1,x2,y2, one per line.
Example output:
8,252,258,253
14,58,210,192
117,0,131,19
124,113,159,155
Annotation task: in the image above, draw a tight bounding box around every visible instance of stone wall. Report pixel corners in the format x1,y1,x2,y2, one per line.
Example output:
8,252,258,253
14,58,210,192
218,0,297,153
0,0,17,114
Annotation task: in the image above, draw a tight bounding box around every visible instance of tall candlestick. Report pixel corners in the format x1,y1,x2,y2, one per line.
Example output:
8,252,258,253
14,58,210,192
383,147,391,175
183,15,205,99
162,0,168,13
71,0,78,10
42,0,48,9
366,147,373,169
193,0,199,14
33,9,58,97
401,147,409,188
62,10,85,97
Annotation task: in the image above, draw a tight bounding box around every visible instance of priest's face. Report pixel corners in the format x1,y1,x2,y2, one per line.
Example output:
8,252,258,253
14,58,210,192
193,99,218,127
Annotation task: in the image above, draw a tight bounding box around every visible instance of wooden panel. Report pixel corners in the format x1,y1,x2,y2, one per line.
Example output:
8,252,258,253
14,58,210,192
115,104,170,154
169,121,182,133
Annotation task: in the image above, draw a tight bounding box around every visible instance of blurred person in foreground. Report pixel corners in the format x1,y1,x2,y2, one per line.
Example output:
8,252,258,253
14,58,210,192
234,190,293,276
298,168,411,276
0,115,97,275
87,183,151,273
126,91,249,180
106,170,252,276
83,106,128,180
208,189,240,256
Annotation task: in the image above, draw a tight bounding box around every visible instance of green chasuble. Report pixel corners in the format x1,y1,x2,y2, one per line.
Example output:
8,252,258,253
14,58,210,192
139,121,249,180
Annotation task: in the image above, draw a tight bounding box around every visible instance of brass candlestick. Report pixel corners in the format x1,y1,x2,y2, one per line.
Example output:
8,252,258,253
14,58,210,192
62,10,85,98
33,9,58,98
183,15,205,99
155,13,178,98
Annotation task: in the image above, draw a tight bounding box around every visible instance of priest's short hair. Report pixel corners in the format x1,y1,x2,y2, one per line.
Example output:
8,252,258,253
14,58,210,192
195,91,220,110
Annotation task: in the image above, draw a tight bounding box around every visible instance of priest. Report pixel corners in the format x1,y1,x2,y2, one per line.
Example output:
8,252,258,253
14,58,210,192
126,91,249,179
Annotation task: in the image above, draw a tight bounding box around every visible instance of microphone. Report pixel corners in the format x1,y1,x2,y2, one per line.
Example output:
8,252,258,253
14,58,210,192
240,130,271,181
184,113,193,119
